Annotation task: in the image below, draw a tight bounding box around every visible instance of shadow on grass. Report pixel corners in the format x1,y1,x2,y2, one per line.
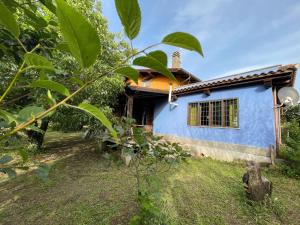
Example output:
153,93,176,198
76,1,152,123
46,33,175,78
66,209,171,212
0,132,137,225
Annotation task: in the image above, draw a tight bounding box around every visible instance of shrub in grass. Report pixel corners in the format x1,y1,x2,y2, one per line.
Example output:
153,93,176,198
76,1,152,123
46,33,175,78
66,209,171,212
122,127,190,224
280,118,300,178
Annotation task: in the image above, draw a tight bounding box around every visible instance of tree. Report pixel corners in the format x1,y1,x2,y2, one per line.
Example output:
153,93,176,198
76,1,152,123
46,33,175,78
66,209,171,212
0,0,203,179
1,0,128,147
280,104,300,177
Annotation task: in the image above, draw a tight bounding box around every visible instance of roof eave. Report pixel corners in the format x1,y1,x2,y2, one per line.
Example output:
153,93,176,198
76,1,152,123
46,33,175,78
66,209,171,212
174,70,296,95
137,68,201,82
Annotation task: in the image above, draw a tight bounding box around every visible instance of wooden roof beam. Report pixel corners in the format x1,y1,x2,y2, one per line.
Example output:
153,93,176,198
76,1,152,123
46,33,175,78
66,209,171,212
263,78,273,88
203,88,211,96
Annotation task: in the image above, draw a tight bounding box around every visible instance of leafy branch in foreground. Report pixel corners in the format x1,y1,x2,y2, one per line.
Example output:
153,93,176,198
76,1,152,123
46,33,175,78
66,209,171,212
0,0,203,179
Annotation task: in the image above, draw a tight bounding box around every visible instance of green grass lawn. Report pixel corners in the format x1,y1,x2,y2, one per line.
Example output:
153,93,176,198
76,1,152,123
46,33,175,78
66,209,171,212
0,132,299,225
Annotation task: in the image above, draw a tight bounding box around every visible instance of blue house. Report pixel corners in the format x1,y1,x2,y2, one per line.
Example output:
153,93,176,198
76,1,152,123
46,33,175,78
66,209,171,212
123,53,298,163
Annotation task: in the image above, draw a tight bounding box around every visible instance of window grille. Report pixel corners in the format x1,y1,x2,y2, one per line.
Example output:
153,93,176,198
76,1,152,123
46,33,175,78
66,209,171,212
188,99,239,128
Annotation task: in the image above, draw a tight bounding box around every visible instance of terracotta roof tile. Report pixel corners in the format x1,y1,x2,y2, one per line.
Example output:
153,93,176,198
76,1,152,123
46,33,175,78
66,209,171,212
173,64,298,94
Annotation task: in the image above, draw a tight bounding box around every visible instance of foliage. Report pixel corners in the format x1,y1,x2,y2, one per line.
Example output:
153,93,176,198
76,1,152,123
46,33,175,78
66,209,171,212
93,117,191,223
0,0,203,182
280,105,300,177
129,190,170,225
133,52,175,80
56,0,100,68
115,0,141,40
0,131,50,180
162,32,204,56
77,102,118,141
117,126,190,224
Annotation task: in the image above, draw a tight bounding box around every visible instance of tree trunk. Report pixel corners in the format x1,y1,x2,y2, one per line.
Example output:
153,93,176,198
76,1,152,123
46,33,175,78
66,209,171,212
27,118,49,149
242,162,272,201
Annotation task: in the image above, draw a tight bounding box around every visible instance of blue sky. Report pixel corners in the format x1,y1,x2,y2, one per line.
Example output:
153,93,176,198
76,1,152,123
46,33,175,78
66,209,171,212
102,0,300,91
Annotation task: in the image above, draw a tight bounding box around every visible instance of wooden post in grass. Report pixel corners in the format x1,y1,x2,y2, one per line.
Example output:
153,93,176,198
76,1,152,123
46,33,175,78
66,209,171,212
242,162,272,201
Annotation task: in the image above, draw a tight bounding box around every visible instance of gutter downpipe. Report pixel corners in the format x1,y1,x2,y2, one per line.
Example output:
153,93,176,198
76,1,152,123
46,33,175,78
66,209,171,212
169,84,178,107
272,87,281,153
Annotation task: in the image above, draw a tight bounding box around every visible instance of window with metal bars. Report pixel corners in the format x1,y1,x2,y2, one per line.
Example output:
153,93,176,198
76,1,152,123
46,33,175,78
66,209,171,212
187,99,239,128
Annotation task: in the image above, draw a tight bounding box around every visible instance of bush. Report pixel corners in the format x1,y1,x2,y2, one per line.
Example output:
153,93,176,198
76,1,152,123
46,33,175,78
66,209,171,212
280,105,300,177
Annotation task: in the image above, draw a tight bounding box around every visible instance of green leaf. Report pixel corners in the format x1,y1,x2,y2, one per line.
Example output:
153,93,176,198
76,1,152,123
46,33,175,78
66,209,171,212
56,0,100,68
2,0,18,12
0,109,17,124
49,20,58,26
24,53,54,71
39,71,48,80
40,0,57,14
18,106,44,122
0,1,19,37
22,7,48,29
78,103,118,142
0,155,13,164
162,32,204,56
115,66,139,84
114,0,141,39
31,80,70,97
56,42,70,53
70,77,84,87
148,50,168,66
133,55,176,80
17,149,28,163
0,168,17,178
47,90,56,106
35,163,50,181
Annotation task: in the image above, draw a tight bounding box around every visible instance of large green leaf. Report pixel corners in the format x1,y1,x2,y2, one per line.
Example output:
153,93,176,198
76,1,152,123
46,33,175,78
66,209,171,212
24,53,54,71
162,32,204,56
0,109,17,124
31,80,70,97
114,0,141,40
0,1,19,37
78,103,118,142
18,106,44,122
133,55,175,80
115,66,139,84
148,50,168,66
56,0,100,68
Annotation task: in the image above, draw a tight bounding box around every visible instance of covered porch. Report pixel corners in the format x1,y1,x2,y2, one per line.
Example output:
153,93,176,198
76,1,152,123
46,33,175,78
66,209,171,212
123,86,168,132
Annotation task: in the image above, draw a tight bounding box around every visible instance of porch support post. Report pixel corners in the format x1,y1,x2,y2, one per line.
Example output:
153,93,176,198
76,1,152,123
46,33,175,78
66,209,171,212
127,95,134,118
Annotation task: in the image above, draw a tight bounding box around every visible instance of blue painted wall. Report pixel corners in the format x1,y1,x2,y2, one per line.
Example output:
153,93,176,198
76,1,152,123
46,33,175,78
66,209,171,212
153,84,276,149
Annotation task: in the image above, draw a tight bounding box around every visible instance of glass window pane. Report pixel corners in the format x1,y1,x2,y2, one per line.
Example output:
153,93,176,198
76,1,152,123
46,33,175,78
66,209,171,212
224,99,238,127
200,102,209,126
212,101,222,126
